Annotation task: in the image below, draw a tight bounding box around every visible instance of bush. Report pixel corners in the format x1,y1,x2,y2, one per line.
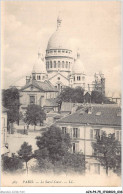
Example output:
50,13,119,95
2,154,23,172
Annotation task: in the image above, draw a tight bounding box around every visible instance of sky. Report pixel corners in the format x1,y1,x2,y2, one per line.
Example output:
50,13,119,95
1,1,121,96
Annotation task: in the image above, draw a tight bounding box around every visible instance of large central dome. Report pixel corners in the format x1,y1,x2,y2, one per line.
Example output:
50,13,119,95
47,16,71,51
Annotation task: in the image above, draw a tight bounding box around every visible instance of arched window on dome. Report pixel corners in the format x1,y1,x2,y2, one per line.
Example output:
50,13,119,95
38,75,40,80
54,61,56,68
47,61,49,69
58,61,60,68
62,61,64,68
77,76,81,81
74,76,75,81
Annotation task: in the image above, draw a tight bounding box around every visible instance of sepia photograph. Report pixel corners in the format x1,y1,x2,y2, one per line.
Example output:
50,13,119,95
1,0,122,188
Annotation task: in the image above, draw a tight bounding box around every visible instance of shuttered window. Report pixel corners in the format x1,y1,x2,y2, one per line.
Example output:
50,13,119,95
72,143,79,153
62,127,67,134
73,128,80,138
30,96,35,104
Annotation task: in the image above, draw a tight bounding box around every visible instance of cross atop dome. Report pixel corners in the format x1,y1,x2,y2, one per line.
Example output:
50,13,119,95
57,12,62,30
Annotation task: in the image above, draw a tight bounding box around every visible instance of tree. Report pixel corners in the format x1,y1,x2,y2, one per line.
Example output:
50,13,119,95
92,132,121,175
36,125,71,163
2,154,23,172
2,87,20,130
25,104,46,130
56,86,84,105
34,125,86,174
18,142,33,174
91,90,115,104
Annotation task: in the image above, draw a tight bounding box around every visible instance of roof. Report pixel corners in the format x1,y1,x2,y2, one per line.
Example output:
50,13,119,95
57,105,121,126
61,102,83,112
20,79,58,92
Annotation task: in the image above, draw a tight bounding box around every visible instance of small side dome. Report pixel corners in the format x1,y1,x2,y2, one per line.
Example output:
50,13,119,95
72,51,85,74
32,52,47,74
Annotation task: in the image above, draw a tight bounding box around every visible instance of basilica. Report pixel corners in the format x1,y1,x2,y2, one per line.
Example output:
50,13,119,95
18,15,105,112
25,15,105,93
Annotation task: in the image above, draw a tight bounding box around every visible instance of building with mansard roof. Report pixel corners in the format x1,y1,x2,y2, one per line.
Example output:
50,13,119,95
56,104,121,174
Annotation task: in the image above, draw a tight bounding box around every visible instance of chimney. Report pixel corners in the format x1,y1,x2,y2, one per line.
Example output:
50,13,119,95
87,106,93,114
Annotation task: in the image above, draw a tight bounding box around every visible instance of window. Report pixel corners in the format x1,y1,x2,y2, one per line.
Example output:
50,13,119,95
54,61,56,68
94,129,100,139
66,61,68,68
73,143,76,153
58,77,60,80
62,50,65,53
90,129,93,139
74,76,75,81
58,50,61,53
47,62,49,69
30,96,35,105
62,61,64,68
77,76,81,81
72,143,79,153
39,75,40,80
50,61,52,68
58,84,60,90
73,128,79,138
62,127,67,134
58,61,60,68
